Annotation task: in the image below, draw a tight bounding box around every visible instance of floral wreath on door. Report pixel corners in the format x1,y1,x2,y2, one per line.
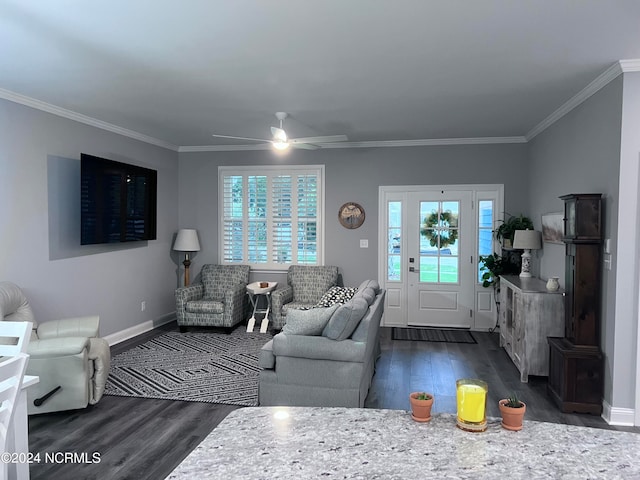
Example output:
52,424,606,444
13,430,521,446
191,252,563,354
420,210,458,248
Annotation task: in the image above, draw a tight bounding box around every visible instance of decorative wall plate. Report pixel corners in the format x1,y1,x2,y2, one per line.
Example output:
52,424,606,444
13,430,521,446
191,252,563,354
338,202,365,229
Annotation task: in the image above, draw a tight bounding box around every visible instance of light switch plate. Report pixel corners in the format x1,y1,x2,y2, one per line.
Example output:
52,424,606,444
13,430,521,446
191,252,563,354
360,239,368,248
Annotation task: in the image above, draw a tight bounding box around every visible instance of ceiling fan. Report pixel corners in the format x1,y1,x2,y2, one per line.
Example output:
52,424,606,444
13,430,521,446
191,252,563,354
212,112,348,150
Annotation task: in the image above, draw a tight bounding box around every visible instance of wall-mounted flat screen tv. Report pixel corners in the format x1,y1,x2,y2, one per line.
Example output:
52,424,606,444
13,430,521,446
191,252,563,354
81,153,157,245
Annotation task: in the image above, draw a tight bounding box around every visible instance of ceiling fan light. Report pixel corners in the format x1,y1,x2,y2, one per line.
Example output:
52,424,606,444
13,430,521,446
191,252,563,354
273,128,287,142
272,141,290,150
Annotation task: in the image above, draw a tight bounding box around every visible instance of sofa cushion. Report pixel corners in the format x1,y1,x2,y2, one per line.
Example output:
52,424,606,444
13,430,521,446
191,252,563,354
186,300,224,314
353,286,376,305
259,339,276,369
357,279,381,294
282,302,316,314
273,333,366,362
314,286,358,308
322,297,369,341
350,316,370,343
282,304,339,336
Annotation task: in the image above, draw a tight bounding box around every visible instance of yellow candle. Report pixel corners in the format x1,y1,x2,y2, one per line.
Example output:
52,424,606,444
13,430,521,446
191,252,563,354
456,379,488,424
456,382,487,423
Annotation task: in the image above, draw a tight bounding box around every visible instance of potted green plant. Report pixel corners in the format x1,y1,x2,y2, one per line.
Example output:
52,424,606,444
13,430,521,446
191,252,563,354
495,213,534,247
478,253,521,330
498,393,526,431
409,392,434,422
479,253,520,288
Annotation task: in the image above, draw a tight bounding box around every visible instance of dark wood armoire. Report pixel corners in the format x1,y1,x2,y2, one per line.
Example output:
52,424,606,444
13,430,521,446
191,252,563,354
547,193,604,414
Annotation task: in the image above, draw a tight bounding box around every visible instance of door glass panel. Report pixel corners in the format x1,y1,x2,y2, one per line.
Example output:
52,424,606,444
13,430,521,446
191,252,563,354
388,228,401,254
420,256,438,283
478,200,493,228
389,201,402,226
419,200,460,284
478,199,494,282
440,257,458,283
387,201,402,281
388,256,401,281
442,201,459,225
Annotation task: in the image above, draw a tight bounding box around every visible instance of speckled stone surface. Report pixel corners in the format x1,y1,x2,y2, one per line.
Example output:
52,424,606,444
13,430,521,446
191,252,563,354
167,407,640,479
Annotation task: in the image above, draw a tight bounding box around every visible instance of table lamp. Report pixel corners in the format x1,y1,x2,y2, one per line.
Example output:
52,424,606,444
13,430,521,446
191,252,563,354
173,229,200,286
512,229,542,278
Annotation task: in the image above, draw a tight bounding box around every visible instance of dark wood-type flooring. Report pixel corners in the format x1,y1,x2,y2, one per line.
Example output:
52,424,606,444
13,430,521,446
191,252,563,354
27,323,639,480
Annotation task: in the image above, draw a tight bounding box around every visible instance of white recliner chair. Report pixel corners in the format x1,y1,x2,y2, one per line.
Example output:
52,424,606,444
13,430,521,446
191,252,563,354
0,281,111,414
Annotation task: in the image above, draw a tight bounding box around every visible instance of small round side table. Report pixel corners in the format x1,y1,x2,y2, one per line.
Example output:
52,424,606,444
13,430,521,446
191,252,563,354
246,282,278,333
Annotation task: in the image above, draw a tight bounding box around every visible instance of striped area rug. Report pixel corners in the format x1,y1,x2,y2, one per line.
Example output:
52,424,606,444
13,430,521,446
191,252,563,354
105,328,272,406
392,327,476,344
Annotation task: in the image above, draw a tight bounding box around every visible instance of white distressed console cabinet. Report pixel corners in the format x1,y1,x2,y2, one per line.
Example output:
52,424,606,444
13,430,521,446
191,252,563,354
499,275,564,382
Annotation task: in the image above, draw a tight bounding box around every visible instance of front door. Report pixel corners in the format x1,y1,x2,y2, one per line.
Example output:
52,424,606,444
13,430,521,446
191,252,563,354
407,190,474,328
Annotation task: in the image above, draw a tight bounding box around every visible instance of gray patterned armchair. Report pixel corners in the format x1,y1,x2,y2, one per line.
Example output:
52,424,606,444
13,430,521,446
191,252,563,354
271,265,339,330
175,264,250,331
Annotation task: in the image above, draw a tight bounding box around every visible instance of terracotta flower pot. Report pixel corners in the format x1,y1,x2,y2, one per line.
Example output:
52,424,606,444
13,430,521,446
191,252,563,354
499,399,526,431
409,392,434,422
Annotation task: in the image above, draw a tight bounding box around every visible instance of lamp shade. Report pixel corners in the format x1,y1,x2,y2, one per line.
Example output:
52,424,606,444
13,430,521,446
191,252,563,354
173,229,201,252
512,229,542,250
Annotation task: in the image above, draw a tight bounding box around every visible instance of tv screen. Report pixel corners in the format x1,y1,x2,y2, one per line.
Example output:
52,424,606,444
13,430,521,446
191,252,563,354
81,154,157,245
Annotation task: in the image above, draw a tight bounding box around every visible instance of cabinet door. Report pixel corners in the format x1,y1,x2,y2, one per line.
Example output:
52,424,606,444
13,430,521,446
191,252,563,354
573,244,601,345
564,199,576,239
501,284,514,348
499,285,507,346
512,292,523,368
565,244,576,340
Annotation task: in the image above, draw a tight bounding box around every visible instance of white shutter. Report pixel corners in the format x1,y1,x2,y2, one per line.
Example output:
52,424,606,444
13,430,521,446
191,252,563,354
296,174,318,264
247,175,268,264
222,175,243,263
272,175,293,264
219,166,323,269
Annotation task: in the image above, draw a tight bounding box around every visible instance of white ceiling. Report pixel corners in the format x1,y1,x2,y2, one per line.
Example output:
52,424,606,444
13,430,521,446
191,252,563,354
1,0,640,151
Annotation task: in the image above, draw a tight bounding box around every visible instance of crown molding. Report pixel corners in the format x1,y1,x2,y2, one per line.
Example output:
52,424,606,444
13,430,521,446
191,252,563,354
316,137,527,149
620,59,640,72
5,58,640,153
179,136,527,152
179,143,273,152
525,59,640,141
0,87,179,152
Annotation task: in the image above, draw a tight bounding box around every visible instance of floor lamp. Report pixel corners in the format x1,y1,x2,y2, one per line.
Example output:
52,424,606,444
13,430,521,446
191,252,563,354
173,229,201,286
512,229,542,278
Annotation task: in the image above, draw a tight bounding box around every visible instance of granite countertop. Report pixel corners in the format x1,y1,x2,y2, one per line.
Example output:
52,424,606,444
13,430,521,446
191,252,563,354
167,406,640,479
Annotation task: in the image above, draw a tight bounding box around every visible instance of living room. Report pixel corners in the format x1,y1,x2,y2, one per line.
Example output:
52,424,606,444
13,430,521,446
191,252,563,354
1,1,640,478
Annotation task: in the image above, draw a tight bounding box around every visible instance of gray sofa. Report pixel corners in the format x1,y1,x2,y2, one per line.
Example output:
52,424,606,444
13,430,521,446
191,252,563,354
258,280,385,407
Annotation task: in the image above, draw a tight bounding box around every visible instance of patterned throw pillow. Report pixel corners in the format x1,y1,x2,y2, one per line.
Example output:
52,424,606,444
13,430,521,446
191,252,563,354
314,286,358,308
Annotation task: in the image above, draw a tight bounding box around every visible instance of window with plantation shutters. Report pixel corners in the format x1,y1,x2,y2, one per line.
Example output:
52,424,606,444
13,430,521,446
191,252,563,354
219,165,324,269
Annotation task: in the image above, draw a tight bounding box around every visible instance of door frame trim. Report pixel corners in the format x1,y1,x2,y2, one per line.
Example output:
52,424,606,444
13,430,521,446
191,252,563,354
378,184,504,329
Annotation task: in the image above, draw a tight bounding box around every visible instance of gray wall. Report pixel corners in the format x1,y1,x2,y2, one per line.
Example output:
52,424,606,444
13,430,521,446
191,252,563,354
613,72,640,412
528,77,624,407
0,99,179,337
178,143,529,287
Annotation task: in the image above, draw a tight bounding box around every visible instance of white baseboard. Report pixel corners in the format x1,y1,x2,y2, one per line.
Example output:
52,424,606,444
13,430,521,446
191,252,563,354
104,312,176,346
602,399,636,426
